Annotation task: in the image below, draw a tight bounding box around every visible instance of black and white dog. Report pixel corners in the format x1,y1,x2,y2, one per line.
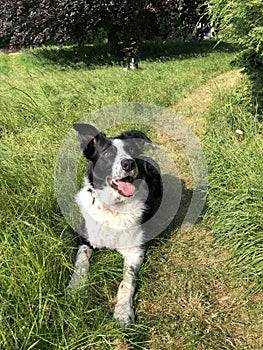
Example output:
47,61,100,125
69,124,162,327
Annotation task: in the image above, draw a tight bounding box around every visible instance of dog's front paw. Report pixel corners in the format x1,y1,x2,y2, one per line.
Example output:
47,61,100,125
114,302,135,328
67,271,87,296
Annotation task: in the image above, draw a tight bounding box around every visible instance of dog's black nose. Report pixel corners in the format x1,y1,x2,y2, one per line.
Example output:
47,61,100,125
121,159,135,171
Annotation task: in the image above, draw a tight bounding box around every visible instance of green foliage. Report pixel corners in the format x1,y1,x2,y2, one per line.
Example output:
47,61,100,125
243,26,263,69
0,0,208,51
208,0,263,114
208,0,263,70
208,1,262,39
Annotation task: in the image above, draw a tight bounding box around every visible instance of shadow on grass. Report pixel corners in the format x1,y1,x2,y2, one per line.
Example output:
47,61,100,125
30,40,240,70
248,70,263,120
147,174,206,245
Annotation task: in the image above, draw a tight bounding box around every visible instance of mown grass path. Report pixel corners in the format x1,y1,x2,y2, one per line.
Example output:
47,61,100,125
174,69,243,135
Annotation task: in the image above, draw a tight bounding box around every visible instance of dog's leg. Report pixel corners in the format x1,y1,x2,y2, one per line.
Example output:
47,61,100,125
114,246,145,328
68,244,93,292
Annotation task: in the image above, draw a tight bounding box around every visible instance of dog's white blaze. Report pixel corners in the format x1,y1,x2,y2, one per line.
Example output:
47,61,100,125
111,139,136,179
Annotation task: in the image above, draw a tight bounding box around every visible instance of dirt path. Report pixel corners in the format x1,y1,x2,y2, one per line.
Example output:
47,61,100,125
0,48,21,56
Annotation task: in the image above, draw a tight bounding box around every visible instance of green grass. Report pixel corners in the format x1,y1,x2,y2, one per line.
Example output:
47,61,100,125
0,41,262,349
204,81,263,285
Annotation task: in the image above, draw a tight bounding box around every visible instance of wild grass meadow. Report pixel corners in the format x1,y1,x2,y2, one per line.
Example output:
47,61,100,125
0,41,262,349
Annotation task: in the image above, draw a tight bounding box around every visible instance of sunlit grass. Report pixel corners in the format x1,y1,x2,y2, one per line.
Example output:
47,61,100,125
205,81,263,284
1,42,262,349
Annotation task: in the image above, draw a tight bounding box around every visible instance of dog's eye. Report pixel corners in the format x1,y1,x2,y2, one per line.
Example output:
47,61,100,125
127,146,135,155
103,151,113,158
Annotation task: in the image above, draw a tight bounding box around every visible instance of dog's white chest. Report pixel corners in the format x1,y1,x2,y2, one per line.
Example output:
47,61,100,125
76,184,146,249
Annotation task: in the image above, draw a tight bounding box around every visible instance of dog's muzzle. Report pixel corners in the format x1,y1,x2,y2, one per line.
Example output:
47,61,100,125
108,158,138,197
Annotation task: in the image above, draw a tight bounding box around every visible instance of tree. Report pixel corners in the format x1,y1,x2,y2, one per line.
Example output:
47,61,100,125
0,1,103,48
151,0,208,39
208,0,263,72
0,0,207,52
208,0,263,111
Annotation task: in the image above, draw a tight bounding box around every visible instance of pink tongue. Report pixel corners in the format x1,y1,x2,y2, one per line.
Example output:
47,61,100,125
117,180,136,196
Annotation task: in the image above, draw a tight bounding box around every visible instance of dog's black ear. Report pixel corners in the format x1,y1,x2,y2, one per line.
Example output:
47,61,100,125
118,130,155,154
73,123,106,158
118,130,152,143
73,123,100,150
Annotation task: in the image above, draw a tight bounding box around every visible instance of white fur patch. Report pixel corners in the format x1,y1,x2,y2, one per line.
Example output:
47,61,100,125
114,246,145,326
76,179,146,249
68,244,93,291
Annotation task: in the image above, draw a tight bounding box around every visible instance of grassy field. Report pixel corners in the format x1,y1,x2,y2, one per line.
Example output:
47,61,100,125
0,41,262,349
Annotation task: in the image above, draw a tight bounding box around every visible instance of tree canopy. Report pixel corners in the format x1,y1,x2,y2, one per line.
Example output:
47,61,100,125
208,0,263,111
208,0,263,72
0,0,207,51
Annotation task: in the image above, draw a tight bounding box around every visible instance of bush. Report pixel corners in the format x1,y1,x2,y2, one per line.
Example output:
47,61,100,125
209,0,263,65
208,0,263,112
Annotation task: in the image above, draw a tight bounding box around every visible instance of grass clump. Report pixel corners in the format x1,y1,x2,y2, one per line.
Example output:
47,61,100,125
205,79,263,286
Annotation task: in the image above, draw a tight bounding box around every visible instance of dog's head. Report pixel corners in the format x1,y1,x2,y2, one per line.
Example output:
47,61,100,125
74,124,152,200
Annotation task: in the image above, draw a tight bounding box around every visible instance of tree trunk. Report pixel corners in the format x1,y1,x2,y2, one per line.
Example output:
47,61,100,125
107,28,119,55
